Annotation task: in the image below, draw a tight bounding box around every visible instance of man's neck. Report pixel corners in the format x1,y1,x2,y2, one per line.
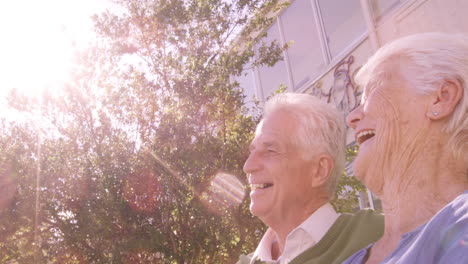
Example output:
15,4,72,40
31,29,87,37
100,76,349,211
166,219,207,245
271,239,281,260
266,198,329,259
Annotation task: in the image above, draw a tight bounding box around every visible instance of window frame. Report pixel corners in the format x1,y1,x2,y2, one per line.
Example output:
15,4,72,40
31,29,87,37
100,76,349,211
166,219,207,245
252,0,369,96
371,0,416,24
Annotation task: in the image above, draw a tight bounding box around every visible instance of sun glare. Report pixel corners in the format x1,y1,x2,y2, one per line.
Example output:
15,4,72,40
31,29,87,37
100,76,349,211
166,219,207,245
0,0,108,100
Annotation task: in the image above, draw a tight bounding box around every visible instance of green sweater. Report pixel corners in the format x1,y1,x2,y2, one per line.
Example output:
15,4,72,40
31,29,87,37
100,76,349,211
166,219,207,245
237,210,384,264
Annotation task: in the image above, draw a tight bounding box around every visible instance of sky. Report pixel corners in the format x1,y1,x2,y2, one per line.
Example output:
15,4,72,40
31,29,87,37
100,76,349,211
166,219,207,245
0,0,112,100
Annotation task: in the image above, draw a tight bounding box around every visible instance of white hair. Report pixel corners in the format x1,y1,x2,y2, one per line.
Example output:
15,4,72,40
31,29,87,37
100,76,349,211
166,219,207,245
263,93,346,197
356,32,468,164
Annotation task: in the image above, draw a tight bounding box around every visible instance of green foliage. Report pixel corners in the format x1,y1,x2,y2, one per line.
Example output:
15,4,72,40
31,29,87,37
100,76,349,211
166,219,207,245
332,143,366,213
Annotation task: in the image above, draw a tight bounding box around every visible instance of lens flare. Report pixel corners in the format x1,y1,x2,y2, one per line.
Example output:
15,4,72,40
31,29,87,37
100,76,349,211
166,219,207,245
200,172,245,215
210,172,245,206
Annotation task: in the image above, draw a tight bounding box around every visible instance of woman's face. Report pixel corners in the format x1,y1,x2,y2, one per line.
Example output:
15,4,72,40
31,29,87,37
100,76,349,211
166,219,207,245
346,60,430,194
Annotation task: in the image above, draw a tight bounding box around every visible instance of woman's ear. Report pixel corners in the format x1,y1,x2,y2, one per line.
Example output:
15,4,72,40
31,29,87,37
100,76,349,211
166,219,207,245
427,79,463,120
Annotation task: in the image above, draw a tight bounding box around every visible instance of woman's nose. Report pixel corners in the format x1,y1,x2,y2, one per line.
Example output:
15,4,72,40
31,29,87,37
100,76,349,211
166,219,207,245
346,104,363,129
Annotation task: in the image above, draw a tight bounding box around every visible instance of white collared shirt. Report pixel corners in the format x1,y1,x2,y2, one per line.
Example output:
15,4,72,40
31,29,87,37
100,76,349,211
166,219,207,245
252,203,340,264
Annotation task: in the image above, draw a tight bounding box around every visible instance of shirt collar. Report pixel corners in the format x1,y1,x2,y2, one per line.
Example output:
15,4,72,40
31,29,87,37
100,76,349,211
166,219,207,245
252,203,339,263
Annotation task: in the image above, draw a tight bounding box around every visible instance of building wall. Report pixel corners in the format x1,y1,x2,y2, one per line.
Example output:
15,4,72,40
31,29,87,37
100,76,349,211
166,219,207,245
377,0,468,44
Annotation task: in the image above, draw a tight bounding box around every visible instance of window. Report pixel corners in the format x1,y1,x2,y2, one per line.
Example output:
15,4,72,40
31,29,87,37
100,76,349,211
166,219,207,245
255,21,290,100
280,0,325,89
369,0,402,20
318,0,367,59
234,65,257,110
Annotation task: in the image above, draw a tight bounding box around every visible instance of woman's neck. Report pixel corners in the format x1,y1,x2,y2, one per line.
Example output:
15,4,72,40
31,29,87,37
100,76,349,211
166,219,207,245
365,149,466,264
379,146,467,238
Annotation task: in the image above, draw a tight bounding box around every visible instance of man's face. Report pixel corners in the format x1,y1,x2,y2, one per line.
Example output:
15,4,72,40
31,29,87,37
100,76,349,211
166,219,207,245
243,110,318,223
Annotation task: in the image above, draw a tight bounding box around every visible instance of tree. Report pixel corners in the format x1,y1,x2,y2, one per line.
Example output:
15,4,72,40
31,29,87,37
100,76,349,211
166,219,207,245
1,0,286,263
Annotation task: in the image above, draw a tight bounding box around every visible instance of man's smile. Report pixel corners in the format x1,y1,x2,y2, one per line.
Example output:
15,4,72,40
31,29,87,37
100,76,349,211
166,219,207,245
250,183,274,190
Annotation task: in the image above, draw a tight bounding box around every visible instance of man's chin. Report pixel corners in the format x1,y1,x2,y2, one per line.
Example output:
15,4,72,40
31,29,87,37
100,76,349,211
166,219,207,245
249,202,267,218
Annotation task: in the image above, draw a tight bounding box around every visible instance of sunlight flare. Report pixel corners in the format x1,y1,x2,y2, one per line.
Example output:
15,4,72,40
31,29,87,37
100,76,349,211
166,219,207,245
0,0,107,98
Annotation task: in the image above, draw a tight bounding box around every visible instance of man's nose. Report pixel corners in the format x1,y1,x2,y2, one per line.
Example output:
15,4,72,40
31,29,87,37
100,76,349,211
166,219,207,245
243,151,261,176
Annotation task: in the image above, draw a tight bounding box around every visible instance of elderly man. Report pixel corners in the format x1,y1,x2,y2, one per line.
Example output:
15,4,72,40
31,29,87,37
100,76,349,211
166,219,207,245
238,93,383,264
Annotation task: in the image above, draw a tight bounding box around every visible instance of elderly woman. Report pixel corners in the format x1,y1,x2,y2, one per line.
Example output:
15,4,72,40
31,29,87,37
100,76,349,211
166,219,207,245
343,32,468,264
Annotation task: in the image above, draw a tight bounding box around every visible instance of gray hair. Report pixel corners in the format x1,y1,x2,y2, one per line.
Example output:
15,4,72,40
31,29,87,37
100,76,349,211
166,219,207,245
263,93,346,198
356,32,468,164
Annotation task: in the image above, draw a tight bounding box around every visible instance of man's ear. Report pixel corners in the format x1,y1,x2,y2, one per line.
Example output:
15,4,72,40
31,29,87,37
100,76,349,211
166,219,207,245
311,154,334,188
427,79,463,120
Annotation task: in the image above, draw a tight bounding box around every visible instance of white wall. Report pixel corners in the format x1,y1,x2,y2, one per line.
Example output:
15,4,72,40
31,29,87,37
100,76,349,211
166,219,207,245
377,0,468,44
